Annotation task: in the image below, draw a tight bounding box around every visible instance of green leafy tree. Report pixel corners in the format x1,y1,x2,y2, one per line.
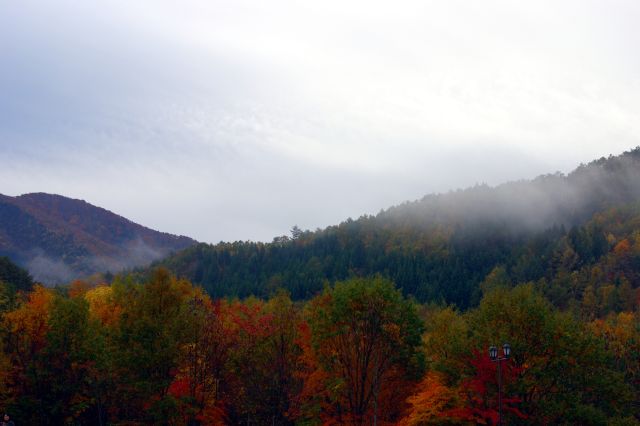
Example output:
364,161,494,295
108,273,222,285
41,293,99,423
109,268,198,423
468,285,633,424
305,277,425,424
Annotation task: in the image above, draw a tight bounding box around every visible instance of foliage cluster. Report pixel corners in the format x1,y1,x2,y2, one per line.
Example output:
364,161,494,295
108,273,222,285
0,269,638,425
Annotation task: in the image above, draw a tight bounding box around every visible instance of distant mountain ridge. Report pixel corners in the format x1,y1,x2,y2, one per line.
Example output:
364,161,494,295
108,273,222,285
0,193,196,283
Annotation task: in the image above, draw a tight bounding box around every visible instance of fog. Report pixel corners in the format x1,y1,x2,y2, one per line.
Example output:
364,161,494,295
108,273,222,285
26,238,177,284
380,149,640,234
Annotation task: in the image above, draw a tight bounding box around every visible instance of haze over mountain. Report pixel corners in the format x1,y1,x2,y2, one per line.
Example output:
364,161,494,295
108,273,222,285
0,193,196,283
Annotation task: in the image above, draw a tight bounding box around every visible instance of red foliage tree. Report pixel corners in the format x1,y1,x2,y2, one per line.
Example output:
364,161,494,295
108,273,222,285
443,350,526,425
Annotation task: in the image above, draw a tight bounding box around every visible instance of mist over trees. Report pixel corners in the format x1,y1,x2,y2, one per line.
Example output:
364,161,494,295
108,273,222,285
156,148,640,310
383,147,640,232
0,193,196,284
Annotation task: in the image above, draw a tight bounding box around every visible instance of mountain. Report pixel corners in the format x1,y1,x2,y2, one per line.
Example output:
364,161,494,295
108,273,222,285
0,193,196,283
155,148,640,309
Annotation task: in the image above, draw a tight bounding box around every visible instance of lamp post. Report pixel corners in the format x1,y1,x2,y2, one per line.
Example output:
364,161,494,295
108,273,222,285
489,343,511,426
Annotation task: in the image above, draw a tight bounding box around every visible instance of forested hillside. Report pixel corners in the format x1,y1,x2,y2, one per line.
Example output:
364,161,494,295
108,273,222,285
157,148,640,310
0,193,196,283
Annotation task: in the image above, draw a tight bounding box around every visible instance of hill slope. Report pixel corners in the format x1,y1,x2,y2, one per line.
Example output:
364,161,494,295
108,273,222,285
0,193,196,283
156,148,640,309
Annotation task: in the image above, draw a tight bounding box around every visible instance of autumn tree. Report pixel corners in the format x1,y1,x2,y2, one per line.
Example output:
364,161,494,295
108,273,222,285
304,277,425,425
263,291,304,423
591,311,640,416
400,371,460,425
468,284,633,424
40,293,100,423
1,285,54,423
422,306,470,384
217,292,302,425
108,268,199,423
169,294,232,425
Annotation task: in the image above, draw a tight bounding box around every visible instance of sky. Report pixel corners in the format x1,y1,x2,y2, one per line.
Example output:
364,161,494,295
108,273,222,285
1,0,639,243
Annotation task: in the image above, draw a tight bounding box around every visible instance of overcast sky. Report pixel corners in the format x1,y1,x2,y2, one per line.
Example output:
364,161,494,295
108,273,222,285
1,0,639,243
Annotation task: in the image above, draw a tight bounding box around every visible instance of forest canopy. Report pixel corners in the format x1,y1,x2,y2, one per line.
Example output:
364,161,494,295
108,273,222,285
0,269,638,424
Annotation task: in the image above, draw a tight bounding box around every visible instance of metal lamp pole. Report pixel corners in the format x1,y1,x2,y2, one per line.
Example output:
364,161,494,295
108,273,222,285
489,343,511,426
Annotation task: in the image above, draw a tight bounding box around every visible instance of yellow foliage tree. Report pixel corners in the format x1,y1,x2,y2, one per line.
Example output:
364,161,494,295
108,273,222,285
400,372,459,426
85,285,121,326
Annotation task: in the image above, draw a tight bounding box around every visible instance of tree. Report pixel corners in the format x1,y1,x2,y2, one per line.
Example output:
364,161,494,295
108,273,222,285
591,312,640,415
441,350,525,425
170,295,232,425
220,293,302,425
304,277,425,424
468,285,633,424
41,294,98,423
263,291,304,423
1,285,54,423
108,269,198,423
422,306,469,384
291,225,304,240
400,371,459,425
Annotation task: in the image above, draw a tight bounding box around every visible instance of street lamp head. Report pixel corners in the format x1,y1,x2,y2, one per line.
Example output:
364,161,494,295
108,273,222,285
489,345,498,360
502,343,511,358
